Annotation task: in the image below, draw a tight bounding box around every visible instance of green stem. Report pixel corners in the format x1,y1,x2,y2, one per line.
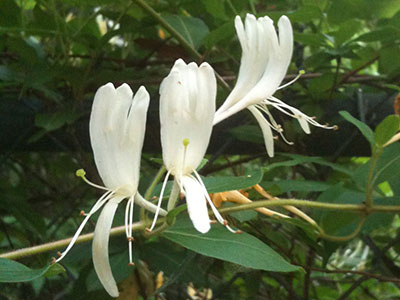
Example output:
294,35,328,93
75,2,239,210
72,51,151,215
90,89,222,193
317,217,367,242
144,165,166,201
365,147,382,207
218,199,400,214
3,199,400,260
0,220,158,260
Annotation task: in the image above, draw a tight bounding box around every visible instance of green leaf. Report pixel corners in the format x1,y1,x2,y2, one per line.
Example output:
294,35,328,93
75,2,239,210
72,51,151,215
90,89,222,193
379,45,400,76
204,21,235,49
0,0,21,27
35,110,81,132
0,259,64,283
140,241,206,286
230,125,263,144
375,115,400,146
261,180,332,194
152,169,263,197
203,169,263,194
163,15,209,49
354,143,400,189
264,153,352,175
203,0,227,20
339,111,375,145
163,216,299,272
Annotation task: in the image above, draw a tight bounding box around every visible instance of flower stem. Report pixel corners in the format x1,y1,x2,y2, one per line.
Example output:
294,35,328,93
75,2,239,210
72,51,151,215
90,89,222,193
365,147,382,208
144,165,166,201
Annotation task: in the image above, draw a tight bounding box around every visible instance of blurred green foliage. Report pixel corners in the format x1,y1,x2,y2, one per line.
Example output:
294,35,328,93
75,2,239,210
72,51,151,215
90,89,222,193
1,0,400,299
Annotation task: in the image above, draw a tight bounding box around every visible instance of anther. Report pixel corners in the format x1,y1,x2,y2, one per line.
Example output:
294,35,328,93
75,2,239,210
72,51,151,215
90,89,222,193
299,69,306,75
80,210,85,216
235,230,243,234
333,125,339,130
51,257,56,265
223,220,228,226
145,228,151,233
210,220,217,224
57,251,62,257
179,192,185,199
127,237,134,242
151,196,158,200
128,262,135,266
273,136,279,140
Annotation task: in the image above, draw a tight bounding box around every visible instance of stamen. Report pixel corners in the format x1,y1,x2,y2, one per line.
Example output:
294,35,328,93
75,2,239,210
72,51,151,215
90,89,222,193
125,196,135,265
149,170,171,231
277,70,305,90
56,190,114,263
192,170,239,234
76,169,111,191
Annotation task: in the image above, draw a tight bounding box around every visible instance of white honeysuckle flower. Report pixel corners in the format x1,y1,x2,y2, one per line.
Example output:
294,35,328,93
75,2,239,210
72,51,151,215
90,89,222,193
150,59,237,234
56,83,166,298
214,14,335,157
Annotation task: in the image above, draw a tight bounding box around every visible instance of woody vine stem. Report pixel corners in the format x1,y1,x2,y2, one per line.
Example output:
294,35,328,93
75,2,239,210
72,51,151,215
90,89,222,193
1,198,400,260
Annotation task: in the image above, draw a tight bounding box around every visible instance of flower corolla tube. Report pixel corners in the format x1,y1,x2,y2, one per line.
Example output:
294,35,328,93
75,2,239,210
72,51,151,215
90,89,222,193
214,14,335,157
56,83,166,298
150,59,237,234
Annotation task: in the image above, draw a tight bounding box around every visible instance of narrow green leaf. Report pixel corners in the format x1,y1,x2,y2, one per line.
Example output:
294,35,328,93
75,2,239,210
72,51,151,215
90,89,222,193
339,111,375,145
0,259,65,283
163,216,300,272
375,115,400,146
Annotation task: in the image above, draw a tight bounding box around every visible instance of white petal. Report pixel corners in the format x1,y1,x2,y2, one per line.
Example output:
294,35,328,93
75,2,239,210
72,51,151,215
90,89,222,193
248,106,274,157
92,196,124,298
181,176,211,233
90,83,120,188
134,193,167,216
90,83,149,192
297,114,311,134
160,59,216,176
214,14,294,125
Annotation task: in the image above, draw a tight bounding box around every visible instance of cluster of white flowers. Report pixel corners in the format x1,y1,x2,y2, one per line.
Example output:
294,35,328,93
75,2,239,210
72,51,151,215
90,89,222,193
57,14,333,297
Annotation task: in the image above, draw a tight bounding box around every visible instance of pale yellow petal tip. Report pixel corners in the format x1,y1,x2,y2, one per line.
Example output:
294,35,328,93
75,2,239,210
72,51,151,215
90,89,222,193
76,169,86,178
182,138,190,146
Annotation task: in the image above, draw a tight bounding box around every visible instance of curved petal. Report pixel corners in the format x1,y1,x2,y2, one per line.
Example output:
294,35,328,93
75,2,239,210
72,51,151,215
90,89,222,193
92,196,124,298
248,106,274,157
181,176,211,233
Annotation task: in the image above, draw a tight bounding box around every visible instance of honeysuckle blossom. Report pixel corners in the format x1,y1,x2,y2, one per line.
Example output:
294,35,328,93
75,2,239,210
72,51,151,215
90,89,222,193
214,14,335,157
150,59,236,234
56,83,166,298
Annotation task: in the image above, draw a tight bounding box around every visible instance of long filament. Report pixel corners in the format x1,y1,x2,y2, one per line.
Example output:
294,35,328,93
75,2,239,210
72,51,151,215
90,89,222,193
56,190,114,262
149,170,171,231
